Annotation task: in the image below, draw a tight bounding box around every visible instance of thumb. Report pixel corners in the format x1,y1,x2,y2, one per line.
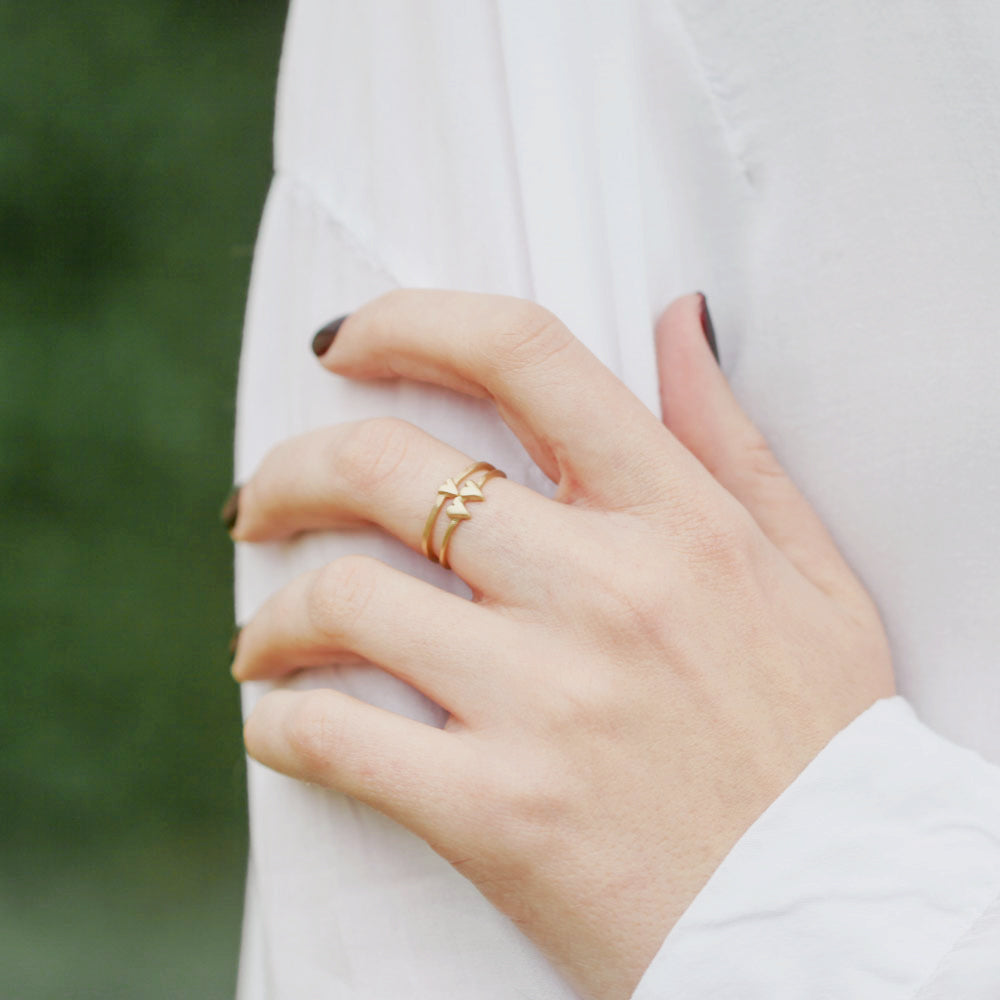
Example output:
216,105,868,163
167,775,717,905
654,292,859,603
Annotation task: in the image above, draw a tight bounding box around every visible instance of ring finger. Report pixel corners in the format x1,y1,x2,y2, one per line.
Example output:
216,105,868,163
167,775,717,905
230,416,569,597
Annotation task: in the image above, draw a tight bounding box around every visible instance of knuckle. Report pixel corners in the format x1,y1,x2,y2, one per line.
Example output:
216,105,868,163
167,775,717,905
544,667,626,740
737,432,790,499
307,555,380,638
569,540,672,643
613,579,671,641
743,431,786,483
374,287,414,316
489,760,578,855
365,289,409,340
235,448,283,538
675,497,758,576
339,416,416,493
286,692,343,776
488,303,575,372
692,517,748,567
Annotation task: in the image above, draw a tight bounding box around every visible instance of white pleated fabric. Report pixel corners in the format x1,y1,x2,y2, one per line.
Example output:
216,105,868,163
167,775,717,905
233,2,1000,996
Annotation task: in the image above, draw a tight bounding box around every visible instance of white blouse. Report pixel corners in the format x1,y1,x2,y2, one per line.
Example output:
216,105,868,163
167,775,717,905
233,2,1000,996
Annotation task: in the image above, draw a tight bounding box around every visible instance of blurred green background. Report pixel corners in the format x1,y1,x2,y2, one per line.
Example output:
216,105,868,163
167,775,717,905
1,2,287,995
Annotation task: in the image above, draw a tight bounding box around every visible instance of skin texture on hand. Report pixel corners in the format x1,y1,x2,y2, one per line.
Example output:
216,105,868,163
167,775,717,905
229,290,895,1000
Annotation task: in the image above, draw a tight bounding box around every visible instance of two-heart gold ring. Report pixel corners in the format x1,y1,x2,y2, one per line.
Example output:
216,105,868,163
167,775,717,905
421,460,507,569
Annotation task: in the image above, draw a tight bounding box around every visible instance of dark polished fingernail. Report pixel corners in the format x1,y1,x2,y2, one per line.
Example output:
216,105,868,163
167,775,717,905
221,485,241,531
697,292,720,364
311,314,349,357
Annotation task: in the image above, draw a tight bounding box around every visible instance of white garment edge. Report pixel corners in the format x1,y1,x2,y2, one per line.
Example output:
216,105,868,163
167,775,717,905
631,695,1000,999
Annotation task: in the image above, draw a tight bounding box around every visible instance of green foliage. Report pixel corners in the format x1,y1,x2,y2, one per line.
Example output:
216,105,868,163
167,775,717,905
1,0,286,992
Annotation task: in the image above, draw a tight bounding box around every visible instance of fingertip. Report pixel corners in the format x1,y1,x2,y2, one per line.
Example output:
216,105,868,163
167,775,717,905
241,711,260,759
654,291,703,336
654,292,719,391
241,688,283,760
695,291,720,364
224,479,278,543
311,314,349,358
225,479,260,543
220,485,241,534
229,626,245,681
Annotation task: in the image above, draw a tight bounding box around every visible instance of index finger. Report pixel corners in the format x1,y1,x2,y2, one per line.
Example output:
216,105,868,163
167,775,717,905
313,290,709,511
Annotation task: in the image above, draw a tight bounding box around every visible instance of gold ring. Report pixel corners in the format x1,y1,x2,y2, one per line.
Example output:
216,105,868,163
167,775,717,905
421,461,495,561
437,466,506,569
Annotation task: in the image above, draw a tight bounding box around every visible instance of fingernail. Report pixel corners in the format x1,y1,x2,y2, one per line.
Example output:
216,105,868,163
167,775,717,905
696,292,720,364
312,315,348,357
221,485,240,532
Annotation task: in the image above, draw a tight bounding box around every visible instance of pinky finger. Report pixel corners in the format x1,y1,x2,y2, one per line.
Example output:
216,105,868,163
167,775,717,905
244,687,475,844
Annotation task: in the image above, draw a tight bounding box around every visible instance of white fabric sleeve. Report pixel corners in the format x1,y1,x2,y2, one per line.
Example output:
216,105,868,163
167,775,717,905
631,696,1000,999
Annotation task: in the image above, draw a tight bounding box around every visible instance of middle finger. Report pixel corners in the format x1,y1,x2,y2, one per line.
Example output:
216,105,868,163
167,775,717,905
315,290,701,510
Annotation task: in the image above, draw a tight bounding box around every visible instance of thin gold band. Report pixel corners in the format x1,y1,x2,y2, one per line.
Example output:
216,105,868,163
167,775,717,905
437,466,506,569
421,461,496,561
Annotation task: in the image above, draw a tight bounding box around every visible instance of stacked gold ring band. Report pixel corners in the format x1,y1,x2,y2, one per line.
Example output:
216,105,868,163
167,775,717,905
421,460,507,568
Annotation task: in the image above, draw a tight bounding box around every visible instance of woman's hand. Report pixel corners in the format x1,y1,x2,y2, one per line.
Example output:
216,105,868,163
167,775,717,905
230,290,895,1000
